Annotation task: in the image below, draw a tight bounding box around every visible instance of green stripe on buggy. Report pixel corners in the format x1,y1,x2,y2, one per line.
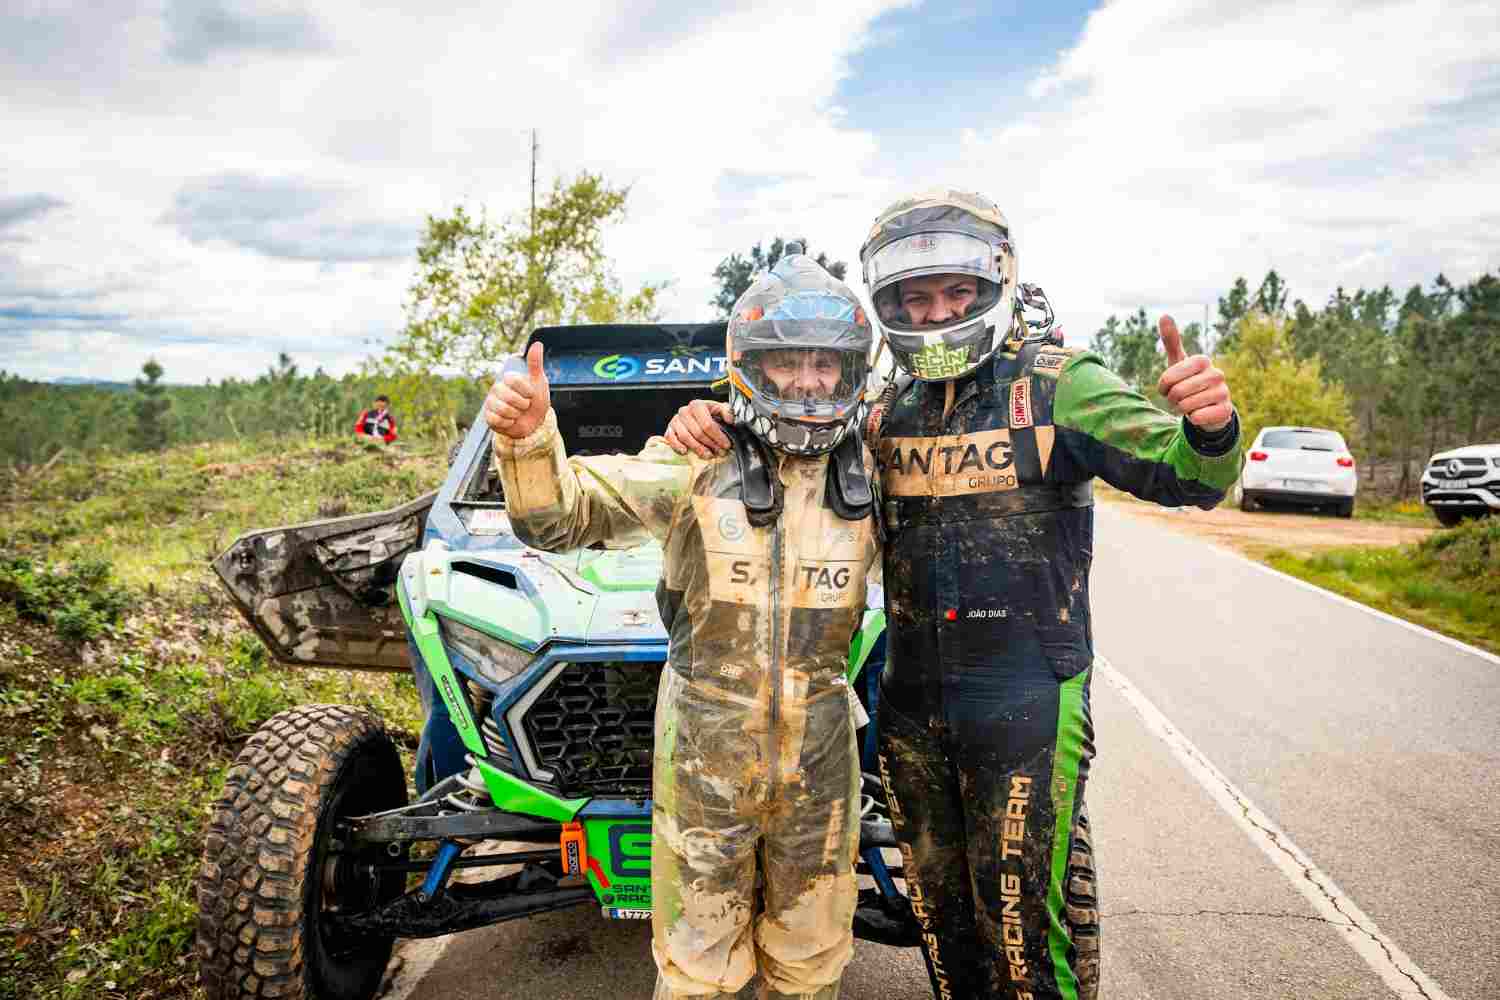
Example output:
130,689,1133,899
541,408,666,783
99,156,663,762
846,609,887,682
399,584,588,822
475,759,586,823
398,584,487,757
1046,666,1090,1000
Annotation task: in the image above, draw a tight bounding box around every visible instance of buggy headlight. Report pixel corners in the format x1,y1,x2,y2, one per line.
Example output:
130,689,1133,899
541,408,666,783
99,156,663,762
438,616,534,685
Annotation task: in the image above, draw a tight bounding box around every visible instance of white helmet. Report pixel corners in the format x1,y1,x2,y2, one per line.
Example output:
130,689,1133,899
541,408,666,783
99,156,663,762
859,189,1018,382
726,247,872,456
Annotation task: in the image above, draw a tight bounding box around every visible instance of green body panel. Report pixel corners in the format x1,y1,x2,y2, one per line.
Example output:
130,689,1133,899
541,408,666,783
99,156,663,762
576,545,663,592
475,759,587,823
584,817,653,912
443,571,550,648
846,608,887,682
1053,353,1242,492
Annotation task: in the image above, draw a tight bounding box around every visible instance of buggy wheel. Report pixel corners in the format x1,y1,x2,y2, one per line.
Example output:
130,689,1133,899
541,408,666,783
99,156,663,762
196,705,408,1000
1239,491,1256,512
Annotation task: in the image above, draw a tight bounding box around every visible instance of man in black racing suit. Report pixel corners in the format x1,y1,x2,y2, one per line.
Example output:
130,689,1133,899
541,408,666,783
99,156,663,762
666,190,1241,1000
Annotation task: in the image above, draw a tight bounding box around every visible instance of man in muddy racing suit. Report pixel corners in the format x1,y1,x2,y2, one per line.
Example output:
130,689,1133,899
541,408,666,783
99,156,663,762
484,251,879,1000
667,191,1241,1000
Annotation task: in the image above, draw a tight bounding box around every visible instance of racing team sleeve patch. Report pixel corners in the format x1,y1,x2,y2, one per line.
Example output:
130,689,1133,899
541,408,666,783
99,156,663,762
1033,350,1069,372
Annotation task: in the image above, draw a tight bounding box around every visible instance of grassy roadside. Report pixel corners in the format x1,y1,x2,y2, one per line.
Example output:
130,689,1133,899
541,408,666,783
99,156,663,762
1262,517,1500,655
1351,497,1433,524
0,436,444,999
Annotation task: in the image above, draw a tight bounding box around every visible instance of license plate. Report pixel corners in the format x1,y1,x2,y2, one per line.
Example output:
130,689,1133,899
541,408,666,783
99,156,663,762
603,907,652,920
1284,479,1321,491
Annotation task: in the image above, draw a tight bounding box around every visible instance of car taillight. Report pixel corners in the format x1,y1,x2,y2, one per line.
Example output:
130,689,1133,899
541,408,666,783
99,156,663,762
1249,451,1268,461
1337,457,1354,468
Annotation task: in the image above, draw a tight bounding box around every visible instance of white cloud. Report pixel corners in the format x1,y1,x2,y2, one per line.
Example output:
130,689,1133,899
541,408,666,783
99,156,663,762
949,0,1500,343
3,0,1497,384
1,0,913,381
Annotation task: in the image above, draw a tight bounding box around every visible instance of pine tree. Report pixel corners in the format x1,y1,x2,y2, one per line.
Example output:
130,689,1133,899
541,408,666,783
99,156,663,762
132,359,171,451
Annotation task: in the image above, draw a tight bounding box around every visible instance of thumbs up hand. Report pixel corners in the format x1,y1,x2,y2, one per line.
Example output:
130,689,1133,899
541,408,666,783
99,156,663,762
1155,315,1233,432
484,342,553,440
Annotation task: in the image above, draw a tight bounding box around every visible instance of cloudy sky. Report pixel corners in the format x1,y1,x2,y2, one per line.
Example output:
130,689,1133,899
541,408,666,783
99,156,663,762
3,0,1498,383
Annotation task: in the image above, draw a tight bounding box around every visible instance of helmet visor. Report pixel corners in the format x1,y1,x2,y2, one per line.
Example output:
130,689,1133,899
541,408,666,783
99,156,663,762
871,273,1003,335
865,231,1003,289
735,347,867,413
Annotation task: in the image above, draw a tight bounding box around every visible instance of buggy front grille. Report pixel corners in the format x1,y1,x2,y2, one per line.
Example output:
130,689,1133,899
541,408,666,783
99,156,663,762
514,660,661,798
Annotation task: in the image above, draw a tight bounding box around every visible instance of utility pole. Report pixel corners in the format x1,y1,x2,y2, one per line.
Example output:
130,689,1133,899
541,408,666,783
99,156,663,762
529,128,538,239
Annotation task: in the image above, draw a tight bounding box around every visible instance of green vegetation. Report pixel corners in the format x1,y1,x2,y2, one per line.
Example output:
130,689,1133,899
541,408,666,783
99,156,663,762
0,358,486,470
376,173,665,439
710,237,847,317
1091,269,1500,501
1265,516,1500,654
1216,313,1356,452
0,435,438,999
131,360,171,453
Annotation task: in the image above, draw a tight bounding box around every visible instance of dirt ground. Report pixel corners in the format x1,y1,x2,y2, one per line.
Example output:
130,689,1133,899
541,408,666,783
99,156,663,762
1095,487,1436,557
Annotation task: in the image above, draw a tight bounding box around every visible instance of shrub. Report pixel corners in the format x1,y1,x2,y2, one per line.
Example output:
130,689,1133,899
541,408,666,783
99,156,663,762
0,556,133,643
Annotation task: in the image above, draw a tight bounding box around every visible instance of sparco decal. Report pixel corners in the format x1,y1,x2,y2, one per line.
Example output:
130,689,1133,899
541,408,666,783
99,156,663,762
578,424,624,438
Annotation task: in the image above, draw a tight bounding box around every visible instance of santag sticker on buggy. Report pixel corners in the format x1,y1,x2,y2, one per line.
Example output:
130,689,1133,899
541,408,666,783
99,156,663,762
603,907,652,920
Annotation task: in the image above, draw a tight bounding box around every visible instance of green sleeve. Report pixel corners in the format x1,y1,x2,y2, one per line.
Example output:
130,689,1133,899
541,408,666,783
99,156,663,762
1051,352,1241,509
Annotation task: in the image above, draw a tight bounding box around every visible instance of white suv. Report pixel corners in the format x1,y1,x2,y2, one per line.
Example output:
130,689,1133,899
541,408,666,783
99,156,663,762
1234,426,1357,517
1420,443,1500,527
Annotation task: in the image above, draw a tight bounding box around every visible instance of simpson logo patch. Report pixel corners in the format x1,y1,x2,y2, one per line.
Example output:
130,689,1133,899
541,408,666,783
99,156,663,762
1009,380,1032,429
1034,350,1068,371
878,427,1017,498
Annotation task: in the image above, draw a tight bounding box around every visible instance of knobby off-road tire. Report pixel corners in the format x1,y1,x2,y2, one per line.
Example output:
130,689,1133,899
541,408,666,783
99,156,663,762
197,705,409,1000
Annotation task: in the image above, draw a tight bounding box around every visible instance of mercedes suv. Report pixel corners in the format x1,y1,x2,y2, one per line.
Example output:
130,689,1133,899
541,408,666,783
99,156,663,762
1421,443,1500,526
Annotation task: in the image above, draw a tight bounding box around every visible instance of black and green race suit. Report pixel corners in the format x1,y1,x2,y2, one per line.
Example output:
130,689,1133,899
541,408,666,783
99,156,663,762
871,338,1241,1000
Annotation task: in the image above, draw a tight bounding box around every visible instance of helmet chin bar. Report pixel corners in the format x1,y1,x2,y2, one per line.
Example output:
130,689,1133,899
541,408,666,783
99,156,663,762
1016,282,1056,343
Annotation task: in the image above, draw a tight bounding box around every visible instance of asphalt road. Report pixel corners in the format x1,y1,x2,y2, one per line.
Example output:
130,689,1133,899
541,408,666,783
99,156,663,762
387,503,1499,1000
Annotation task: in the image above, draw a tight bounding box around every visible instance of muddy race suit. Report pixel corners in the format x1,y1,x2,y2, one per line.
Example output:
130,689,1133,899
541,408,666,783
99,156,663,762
871,339,1241,1000
493,409,878,1000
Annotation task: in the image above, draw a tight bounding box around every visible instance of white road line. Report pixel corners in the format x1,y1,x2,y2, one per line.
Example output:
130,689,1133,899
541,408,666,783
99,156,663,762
1096,655,1455,1000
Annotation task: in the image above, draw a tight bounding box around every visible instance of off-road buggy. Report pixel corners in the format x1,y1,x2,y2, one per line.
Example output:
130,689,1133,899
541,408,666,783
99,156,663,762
196,323,916,1000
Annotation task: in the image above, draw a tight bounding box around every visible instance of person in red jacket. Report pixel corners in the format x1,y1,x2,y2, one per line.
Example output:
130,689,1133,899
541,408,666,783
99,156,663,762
354,395,398,443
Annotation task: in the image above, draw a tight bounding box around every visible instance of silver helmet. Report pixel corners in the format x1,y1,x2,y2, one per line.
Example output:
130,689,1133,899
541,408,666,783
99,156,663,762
859,189,1018,382
726,248,872,456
